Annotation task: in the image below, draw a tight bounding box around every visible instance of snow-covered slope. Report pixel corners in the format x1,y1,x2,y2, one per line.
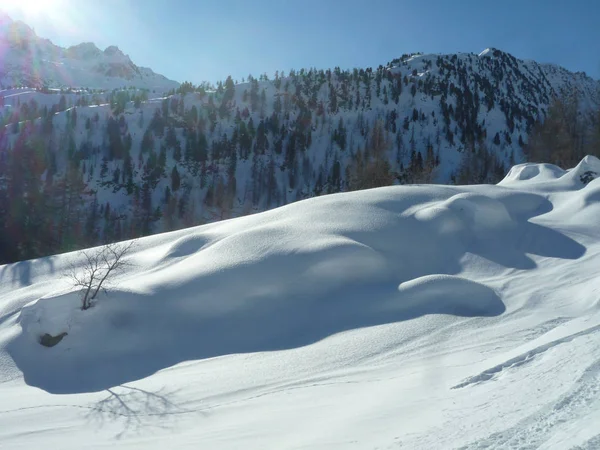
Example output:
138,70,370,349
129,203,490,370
1,157,600,448
2,45,599,267
0,15,178,90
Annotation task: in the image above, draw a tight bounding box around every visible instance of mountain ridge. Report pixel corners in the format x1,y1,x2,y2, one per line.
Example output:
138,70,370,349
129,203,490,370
0,13,179,90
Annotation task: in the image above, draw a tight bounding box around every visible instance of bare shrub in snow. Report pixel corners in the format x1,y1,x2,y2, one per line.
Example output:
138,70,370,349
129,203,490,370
66,241,135,310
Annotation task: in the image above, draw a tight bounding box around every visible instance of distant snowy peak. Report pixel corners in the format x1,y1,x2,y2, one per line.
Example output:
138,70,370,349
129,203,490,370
389,47,599,108
90,45,137,79
0,15,179,90
478,47,524,59
103,45,126,58
0,11,12,26
3,18,34,38
66,42,103,60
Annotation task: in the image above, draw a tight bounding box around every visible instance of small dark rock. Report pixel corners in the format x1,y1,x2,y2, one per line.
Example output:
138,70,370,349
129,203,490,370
580,171,597,185
39,332,68,348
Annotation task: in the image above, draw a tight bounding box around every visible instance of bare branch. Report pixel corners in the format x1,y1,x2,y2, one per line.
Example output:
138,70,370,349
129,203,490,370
65,240,136,310
90,241,135,301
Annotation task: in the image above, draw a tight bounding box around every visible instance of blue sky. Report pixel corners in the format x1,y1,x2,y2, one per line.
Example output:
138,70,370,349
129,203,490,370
4,0,600,83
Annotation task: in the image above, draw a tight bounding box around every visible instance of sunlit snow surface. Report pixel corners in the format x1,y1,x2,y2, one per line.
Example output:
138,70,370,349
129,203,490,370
2,157,600,449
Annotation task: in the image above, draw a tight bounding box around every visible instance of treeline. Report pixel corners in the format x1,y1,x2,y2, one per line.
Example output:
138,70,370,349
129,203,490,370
0,88,151,129
526,90,600,167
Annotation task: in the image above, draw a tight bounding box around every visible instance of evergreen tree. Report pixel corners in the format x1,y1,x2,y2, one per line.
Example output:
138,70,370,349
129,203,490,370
493,132,501,146
329,83,338,113
71,107,78,128
58,95,67,112
171,166,181,192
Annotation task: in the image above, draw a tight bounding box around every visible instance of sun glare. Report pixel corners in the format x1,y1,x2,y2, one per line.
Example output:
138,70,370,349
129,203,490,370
0,0,75,41
0,0,62,16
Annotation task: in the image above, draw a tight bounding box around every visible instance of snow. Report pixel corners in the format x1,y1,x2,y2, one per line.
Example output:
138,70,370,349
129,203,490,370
1,157,600,448
500,156,600,193
0,19,178,90
2,43,599,232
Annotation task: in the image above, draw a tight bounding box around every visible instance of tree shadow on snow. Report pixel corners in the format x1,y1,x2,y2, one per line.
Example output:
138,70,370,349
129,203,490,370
0,255,56,287
85,385,200,439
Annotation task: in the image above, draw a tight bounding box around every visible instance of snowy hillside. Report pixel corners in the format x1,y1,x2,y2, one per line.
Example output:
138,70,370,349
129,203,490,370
1,33,599,264
0,14,178,90
1,156,600,448
0,46,599,262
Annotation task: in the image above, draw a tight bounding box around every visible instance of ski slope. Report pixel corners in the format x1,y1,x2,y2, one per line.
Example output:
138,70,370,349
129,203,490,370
1,157,600,449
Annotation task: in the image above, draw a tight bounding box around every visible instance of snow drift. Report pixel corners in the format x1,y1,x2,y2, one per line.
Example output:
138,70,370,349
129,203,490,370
1,157,600,449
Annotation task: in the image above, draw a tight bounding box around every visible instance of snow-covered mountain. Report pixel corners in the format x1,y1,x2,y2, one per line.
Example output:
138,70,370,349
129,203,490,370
1,156,600,448
0,14,178,90
0,20,599,264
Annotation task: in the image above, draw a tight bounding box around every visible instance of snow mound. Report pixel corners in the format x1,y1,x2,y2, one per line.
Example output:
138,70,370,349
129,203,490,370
394,275,503,316
580,178,600,206
563,155,600,185
18,293,79,341
500,162,566,183
161,233,212,259
2,184,533,393
3,162,589,393
500,156,600,190
419,193,516,238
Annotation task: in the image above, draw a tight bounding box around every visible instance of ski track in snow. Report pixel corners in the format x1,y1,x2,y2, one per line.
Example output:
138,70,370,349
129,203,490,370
571,435,600,450
452,323,600,389
458,357,600,450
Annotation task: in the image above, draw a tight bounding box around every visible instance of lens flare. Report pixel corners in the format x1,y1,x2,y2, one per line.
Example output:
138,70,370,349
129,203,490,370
0,0,58,15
